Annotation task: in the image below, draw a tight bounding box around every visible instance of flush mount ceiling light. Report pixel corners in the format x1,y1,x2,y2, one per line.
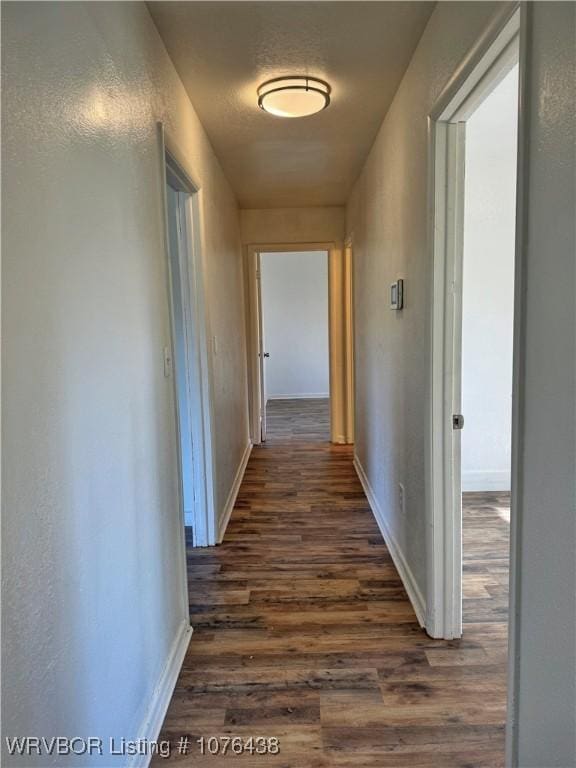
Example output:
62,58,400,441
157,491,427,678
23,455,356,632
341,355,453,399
257,76,331,118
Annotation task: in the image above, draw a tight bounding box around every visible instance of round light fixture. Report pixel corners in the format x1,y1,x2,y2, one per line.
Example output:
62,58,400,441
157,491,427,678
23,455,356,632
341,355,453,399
257,76,331,118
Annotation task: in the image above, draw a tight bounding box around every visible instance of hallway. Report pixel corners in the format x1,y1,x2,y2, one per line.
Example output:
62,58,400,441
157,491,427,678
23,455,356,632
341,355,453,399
4,2,574,764
155,416,509,766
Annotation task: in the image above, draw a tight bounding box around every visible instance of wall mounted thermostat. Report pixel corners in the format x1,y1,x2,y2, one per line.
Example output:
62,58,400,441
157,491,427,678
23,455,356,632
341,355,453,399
390,279,404,310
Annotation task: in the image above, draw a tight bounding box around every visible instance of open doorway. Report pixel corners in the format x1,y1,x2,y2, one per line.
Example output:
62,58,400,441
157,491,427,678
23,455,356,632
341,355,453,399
428,9,520,640
461,64,518,630
165,182,196,528
259,250,330,442
163,146,216,548
245,242,354,447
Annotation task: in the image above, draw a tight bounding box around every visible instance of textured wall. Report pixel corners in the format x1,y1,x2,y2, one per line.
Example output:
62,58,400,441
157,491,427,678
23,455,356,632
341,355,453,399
346,1,508,599
1,2,247,764
240,207,345,245
507,4,576,765
261,251,329,399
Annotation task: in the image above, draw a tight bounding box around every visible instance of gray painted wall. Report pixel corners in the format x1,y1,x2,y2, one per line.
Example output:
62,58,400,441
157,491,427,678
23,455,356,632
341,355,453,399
1,2,248,764
240,207,345,245
507,4,576,766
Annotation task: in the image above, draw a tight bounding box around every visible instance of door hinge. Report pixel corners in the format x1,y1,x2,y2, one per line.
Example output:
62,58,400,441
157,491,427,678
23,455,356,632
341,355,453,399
452,414,465,430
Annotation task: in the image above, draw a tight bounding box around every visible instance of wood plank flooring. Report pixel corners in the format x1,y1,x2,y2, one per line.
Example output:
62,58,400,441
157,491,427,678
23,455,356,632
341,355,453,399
463,492,510,628
154,402,510,766
265,398,330,442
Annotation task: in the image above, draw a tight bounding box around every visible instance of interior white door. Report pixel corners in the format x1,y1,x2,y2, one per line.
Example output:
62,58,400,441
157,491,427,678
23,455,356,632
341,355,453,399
256,254,267,442
447,120,466,637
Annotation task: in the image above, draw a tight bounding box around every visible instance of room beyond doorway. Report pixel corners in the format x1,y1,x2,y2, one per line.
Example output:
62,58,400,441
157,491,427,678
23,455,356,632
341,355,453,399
260,250,330,443
460,63,517,633
245,241,354,446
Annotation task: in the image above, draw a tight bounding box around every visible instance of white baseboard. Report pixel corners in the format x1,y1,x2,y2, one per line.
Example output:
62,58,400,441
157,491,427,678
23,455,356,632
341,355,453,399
462,470,510,492
128,620,192,768
218,442,252,543
353,456,426,628
267,393,329,400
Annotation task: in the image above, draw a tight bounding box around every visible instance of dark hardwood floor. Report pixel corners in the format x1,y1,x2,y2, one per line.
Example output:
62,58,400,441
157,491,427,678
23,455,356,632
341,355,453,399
154,402,510,766
463,492,510,628
265,398,330,442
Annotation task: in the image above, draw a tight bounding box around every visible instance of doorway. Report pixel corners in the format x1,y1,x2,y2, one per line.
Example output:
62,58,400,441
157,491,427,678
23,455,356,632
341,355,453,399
427,9,520,640
163,147,217,548
259,250,330,442
461,63,518,633
245,241,354,447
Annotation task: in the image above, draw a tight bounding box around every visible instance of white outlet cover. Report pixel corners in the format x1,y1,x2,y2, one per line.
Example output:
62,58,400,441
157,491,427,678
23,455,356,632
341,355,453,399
163,346,172,378
398,483,405,514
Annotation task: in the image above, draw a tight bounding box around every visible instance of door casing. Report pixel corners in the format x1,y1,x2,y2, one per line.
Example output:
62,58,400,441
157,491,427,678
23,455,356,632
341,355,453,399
244,242,354,445
158,123,217,550
426,6,521,641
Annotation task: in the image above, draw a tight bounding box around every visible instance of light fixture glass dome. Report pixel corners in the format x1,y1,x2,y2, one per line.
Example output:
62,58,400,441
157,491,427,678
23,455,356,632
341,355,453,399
258,77,331,118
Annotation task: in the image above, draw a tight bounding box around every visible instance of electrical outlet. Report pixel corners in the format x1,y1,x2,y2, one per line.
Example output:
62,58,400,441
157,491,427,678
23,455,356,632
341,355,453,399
398,483,405,515
163,346,172,378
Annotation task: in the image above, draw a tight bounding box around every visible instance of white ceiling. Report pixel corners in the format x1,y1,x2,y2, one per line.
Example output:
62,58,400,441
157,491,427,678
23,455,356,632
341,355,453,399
148,2,434,208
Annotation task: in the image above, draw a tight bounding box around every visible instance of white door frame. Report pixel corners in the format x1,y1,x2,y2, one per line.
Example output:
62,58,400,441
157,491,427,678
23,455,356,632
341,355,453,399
426,6,521,640
245,241,352,445
158,123,217,550
256,252,267,442
344,237,355,445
